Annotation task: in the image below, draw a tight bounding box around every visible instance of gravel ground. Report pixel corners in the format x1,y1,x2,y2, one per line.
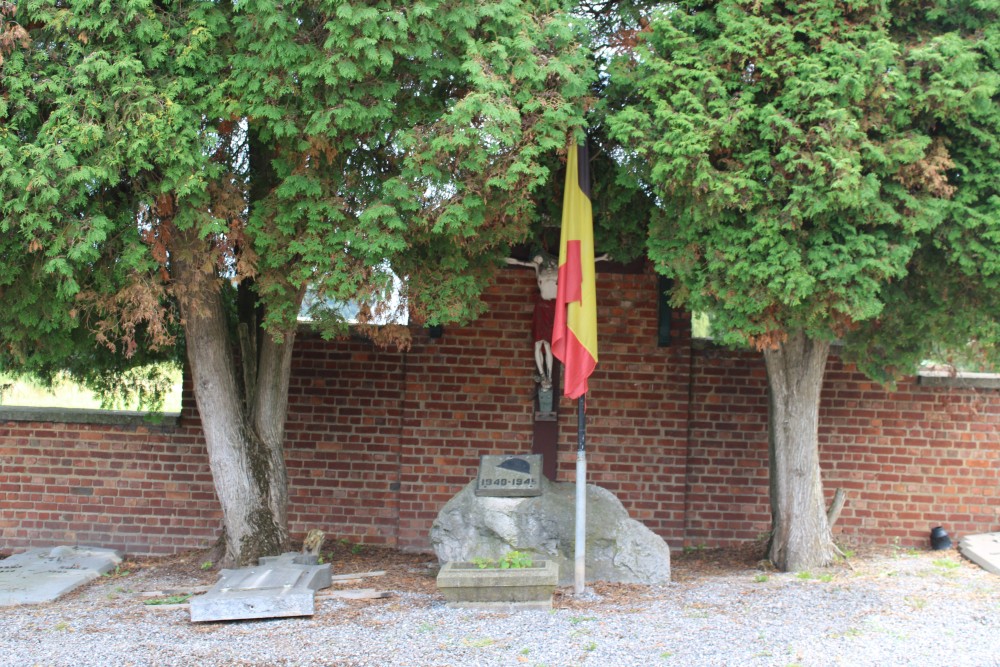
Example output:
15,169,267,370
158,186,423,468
1,545,998,667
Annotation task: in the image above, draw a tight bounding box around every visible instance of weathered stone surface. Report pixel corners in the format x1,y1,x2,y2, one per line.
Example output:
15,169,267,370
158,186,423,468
430,478,671,585
0,546,123,607
189,553,331,622
436,559,559,610
959,532,1000,576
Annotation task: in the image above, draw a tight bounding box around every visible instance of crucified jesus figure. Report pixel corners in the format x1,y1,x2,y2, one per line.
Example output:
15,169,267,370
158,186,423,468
505,254,558,390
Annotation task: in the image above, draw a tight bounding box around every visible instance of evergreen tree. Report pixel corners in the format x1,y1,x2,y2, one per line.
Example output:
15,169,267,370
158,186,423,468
606,0,1000,570
0,0,591,565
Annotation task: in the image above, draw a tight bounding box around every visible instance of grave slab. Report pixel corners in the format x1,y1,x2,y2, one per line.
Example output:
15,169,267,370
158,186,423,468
0,546,123,606
189,553,331,622
959,532,1000,576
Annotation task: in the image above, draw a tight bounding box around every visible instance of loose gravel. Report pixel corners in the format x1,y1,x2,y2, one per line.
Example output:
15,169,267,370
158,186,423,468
1,548,997,667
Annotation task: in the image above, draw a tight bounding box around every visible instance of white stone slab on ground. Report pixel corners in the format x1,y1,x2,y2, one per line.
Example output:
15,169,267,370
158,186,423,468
959,532,1000,576
0,546,123,606
189,553,331,622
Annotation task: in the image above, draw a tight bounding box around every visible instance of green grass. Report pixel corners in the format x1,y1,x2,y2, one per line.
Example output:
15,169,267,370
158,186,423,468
144,593,192,606
0,367,182,412
460,636,495,648
932,558,960,570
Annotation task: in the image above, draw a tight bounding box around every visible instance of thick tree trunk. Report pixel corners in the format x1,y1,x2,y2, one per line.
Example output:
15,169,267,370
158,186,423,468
172,228,292,567
764,330,836,572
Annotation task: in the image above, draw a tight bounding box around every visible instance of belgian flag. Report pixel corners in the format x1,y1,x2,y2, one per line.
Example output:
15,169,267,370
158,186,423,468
551,142,597,400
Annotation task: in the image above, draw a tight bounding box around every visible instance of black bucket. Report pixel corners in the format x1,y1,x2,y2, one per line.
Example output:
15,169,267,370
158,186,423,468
930,526,952,550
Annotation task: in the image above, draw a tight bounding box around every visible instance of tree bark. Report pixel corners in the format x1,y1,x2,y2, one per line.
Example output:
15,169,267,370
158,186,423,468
171,227,292,567
764,330,836,571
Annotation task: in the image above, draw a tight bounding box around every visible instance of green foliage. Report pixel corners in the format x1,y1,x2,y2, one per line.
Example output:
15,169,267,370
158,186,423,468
605,0,1000,374
471,550,534,569
0,0,593,380
143,593,192,606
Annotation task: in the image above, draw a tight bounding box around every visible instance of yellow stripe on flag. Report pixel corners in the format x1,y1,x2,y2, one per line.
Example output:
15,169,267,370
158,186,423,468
551,142,597,400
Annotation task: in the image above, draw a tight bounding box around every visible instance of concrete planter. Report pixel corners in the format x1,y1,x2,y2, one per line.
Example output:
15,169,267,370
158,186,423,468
436,560,559,610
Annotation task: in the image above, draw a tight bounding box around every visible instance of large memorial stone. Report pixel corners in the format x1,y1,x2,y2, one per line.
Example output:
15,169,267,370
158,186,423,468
431,477,671,585
189,553,331,622
0,546,123,606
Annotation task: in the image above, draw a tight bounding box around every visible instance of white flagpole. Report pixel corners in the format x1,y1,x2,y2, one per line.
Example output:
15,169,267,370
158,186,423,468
574,395,586,595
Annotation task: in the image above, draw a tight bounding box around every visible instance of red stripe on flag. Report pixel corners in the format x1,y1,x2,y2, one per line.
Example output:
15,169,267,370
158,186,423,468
560,240,583,304
559,325,597,400
551,142,597,400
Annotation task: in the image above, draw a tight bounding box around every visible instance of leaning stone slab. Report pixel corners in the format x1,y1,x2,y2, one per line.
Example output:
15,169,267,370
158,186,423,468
959,532,1000,576
0,546,123,607
189,552,331,622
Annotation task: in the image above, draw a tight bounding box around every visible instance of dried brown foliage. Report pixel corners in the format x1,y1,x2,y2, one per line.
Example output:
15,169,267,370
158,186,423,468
894,138,957,198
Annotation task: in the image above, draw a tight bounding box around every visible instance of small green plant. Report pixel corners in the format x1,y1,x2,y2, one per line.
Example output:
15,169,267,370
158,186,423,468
520,647,531,656
753,574,769,583
891,536,902,556
102,564,132,578
460,636,494,648
933,558,960,570
683,604,711,619
471,550,534,569
200,560,213,571
569,615,597,625
53,621,71,632
797,571,813,580
905,595,927,610
660,651,675,659
351,543,365,555
682,544,706,555
499,550,532,568
144,594,192,606
582,641,597,651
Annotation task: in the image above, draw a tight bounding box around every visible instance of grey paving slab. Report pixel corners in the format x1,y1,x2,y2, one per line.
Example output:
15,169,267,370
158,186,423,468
0,546,123,606
959,532,1000,576
189,553,331,622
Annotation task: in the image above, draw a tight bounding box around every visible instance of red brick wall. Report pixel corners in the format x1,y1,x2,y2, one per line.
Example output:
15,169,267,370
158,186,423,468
820,362,1000,547
685,346,771,546
2,268,998,557
0,417,219,554
684,348,1000,550
284,338,406,543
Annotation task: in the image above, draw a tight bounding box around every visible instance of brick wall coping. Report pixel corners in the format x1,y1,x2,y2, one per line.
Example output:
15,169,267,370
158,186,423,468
0,405,181,427
917,371,1000,390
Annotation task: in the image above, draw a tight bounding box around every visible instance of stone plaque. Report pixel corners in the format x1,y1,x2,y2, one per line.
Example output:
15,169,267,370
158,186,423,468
475,454,543,497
